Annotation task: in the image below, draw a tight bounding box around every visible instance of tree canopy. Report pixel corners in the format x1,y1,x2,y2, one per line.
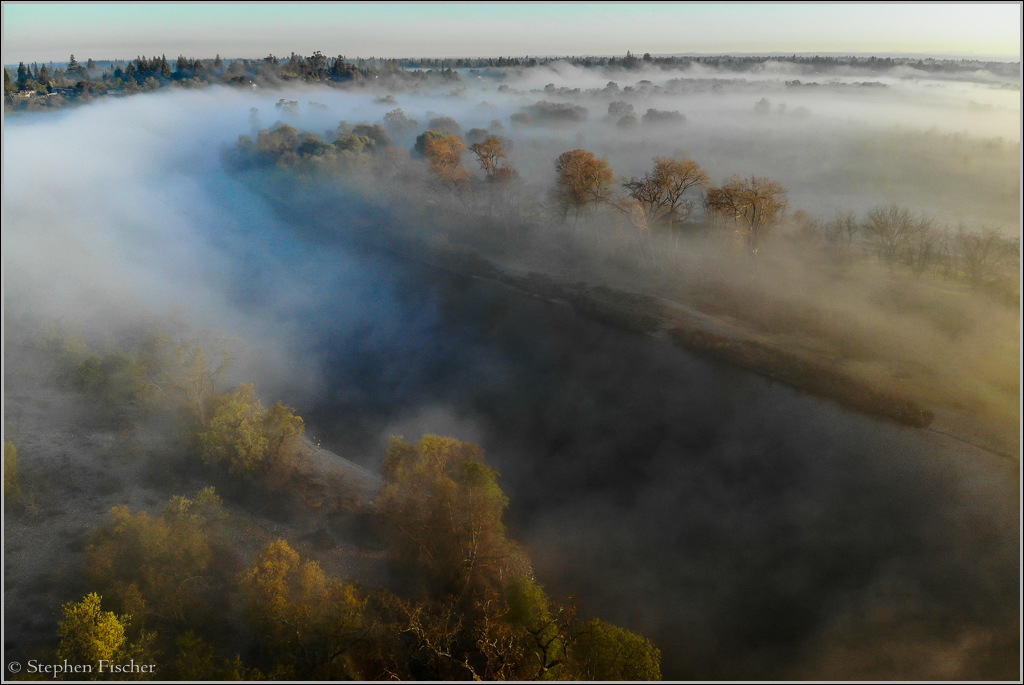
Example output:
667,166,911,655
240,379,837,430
198,384,304,484
623,156,709,229
705,174,788,248
553,149,615,221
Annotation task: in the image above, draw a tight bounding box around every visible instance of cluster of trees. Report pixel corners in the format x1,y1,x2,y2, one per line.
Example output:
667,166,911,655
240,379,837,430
4,51,459,111
232,108,1017,299
820,205,1020,290
46,436,661,680
231,114,792,251
414,52,1018,78
4,54,168,105
552,150,1017,290
36,328,305,488
552,149,788,250
22,325,663,679
11,47,1013,113
233,119,520,204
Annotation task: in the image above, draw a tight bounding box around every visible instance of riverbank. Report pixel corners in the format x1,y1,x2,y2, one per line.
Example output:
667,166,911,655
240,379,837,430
415,246,1019,461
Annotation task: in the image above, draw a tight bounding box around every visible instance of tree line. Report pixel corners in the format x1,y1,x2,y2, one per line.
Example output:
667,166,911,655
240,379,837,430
8,49,1016,113
4,51,455,110
230,112,1018,298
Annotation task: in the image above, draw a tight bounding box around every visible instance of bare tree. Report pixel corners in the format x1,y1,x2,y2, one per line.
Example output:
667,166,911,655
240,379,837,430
861,204,928,267
822,210,861,248
953,225,1018,285
903,216,941,275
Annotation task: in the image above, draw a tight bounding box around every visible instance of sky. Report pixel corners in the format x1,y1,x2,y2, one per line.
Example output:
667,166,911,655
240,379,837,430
2,2,1021,65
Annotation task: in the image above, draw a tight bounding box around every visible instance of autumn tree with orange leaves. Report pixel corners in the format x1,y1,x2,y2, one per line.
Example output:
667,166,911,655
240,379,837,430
622,157,709,230
705,174,788,249
423,133,472,190
553,149,615,222
469,137,517,183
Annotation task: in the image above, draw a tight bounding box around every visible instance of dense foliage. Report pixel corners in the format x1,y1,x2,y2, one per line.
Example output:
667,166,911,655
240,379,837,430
36,437,661,681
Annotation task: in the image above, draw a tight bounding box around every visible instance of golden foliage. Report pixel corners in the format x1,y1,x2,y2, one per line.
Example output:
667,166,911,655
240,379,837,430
705,174,788,248
553,149,615,219
198,384,304,483
238,539,366,679
424,134,473,189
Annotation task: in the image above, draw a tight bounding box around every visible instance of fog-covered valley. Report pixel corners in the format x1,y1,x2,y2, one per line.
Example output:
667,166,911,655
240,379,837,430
3,57,1019,680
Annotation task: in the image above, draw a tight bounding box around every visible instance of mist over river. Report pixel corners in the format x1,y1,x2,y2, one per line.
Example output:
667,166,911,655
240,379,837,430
226,221,1018,680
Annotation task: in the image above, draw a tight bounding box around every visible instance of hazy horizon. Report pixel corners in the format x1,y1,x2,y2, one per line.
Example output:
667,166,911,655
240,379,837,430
3,3,1020,65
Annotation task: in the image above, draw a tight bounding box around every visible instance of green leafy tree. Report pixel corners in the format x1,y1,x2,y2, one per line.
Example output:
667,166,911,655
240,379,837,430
238,539,367,679
84,489,226,630
141,335,231,423
56,592,158,680
197,384,304,484
37,64,53,89
255,124,300,165
335,134,373,154
16,62,30,89
351,123,393,150
4,67,16,99
378,435,527,597
569,618,662,680
172,631,216,680
413,129,447,157
57,593,128,667
158,55,172,79
3,440,38,515
426,115,462,136
383,108,418,135
67,54,88,80
173,631,267,681
74,351,153,425
368,436,661,680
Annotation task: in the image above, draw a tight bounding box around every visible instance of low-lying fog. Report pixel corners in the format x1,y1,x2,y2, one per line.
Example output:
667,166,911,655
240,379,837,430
3,59,1020,679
